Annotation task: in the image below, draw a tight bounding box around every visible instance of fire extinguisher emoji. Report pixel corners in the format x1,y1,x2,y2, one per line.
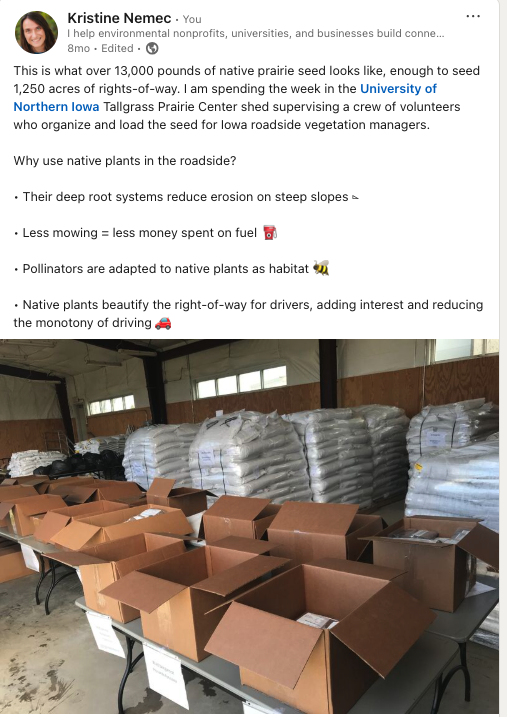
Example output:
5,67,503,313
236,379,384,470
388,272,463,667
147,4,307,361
264,225,277,240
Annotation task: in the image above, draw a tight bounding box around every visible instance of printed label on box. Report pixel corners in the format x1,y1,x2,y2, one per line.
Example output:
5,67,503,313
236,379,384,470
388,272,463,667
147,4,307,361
86,613,125,658
297,612,338,630
144,643,189,710
20,545,39,572
127,509,163,522
198,449,214,467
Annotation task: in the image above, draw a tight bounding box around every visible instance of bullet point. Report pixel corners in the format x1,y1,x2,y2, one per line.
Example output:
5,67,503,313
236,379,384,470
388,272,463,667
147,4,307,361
15,232,18,235
15,304,18,307
15,196,18,199
15,268,18,271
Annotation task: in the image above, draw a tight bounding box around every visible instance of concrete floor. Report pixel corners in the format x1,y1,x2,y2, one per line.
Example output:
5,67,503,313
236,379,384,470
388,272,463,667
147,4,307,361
0,501,499,714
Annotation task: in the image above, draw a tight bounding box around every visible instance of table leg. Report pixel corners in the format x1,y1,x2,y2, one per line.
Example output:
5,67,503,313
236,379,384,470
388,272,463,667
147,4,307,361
459,642,471,702
35,554,49,605
118,635,145,714
44,561,78,616
44,560,57,615
430,642,471,713
431,674,443,713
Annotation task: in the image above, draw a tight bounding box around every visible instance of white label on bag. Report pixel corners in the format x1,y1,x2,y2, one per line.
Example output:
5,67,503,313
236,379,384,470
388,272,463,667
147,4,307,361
243,702,276,714
424,429,447,447
198,449,214,466
86,613,125,658
21,545,39,572
144,644,189,709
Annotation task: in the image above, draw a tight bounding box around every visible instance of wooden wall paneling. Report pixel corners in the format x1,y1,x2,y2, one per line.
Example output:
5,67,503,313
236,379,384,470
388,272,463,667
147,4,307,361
86,407,152,436
0,418,67,458
166,382,321,424
423,356,499,406
339,367,424,417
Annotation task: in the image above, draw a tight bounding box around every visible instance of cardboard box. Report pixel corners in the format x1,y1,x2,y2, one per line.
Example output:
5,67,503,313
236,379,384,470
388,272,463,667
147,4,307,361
203,496,281,543
113,494,148,509
100,538,289,661
33,500,127,544
0,539,33,582
0,494,68,536
365,515,500,612
0,485,38,528
267,502,383,565
51,504,193,550
47,479,142,504
206,558,435,713
1,477,52,493
50,532,186,622
2,476,96,494
147,478,209,517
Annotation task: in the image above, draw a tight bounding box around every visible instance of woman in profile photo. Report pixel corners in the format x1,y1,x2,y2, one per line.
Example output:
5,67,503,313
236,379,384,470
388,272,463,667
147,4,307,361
17,12,57,54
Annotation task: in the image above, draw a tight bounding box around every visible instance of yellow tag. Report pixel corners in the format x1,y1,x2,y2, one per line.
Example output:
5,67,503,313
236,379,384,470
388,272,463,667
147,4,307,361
414,463,423,471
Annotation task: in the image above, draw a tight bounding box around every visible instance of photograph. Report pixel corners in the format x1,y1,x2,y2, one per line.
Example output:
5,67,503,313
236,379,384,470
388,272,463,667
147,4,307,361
15,11,57,54
0,338,499,714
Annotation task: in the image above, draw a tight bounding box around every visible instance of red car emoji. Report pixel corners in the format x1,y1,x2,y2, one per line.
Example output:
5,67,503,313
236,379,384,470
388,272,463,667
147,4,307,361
155,317,171,330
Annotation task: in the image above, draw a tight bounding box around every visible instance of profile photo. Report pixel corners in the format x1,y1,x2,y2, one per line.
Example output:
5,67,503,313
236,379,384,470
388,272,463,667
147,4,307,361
15,11,58,54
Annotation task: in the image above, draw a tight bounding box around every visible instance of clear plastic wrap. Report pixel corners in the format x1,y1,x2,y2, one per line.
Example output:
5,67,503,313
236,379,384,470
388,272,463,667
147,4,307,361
407,399,499,465
190,411,312,503
285,408,373,506
405,438,499,532
352,405,410,502
123,423,200,490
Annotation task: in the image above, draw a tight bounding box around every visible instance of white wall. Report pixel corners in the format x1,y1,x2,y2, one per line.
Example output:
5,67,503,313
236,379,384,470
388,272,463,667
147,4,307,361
0,340,434,422
67,358,150,412
337,340,427,378
163,339,320,403
0,374,61,421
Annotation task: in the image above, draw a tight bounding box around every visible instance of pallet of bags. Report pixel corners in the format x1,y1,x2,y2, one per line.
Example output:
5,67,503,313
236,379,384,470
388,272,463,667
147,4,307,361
8,450,66,478
190,411,312,503
75,435,126,455
123,424,200,491
285,408,373,507
352,405,410,502
405,435,499,532
406,399,499,467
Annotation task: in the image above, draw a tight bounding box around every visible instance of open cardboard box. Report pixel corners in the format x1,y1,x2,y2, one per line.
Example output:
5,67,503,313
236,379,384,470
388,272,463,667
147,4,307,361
100,537,290,661
19,476,97,495
206,558,435,714
1,477,53,493
267,502,383,565
0,485,38,528
33,500,127,544
203,495,281,543
47,480,143,504
364,515,500,612
146,478,209,517
51,504,193,550
49,532,187,622
0,494,67,536
113,494,148,509
0,538,33,583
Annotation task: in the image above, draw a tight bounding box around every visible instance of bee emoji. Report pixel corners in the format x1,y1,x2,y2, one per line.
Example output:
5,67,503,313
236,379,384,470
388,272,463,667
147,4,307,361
313,260,329,276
